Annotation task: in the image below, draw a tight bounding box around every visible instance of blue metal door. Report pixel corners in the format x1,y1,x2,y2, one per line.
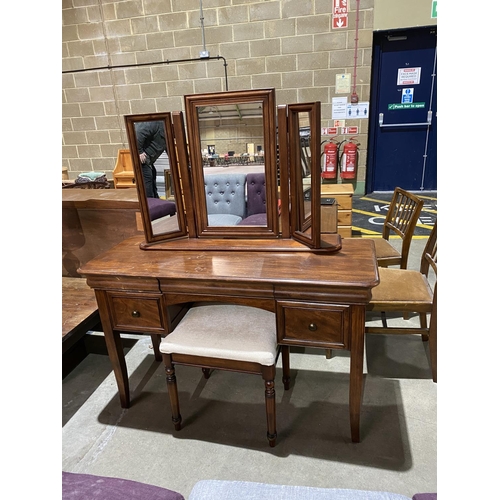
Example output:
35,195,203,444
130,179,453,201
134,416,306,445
367,27,437,192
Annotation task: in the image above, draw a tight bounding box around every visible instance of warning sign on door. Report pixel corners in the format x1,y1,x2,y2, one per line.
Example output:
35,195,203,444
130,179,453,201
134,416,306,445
397,67,421,85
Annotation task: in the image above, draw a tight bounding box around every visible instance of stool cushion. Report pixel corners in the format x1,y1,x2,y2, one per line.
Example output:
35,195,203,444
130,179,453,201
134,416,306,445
62,471,185,500
187,480,412,500
160,304,277,366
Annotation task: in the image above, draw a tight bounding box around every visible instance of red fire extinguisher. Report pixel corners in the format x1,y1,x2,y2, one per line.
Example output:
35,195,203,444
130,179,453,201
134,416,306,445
340,137,359,179
322,140,339,179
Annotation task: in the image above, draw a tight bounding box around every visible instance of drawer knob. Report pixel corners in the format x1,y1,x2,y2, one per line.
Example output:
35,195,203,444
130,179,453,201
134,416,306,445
308,323,317,331
131,310,141,318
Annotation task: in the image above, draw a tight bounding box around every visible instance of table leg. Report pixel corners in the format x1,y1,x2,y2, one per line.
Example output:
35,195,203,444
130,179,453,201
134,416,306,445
349,305,365,443
95,290,130,408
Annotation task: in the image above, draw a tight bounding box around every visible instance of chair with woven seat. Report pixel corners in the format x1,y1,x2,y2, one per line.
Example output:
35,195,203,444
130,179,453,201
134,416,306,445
369,187,424,269
159,303,290,447
366,222,437,381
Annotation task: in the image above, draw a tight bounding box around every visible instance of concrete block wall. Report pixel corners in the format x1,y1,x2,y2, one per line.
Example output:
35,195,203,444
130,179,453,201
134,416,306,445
62,0,375,189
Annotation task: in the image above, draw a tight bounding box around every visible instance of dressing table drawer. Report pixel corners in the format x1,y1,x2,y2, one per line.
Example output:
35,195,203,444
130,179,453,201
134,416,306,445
108,293,167,333
277,301,350,349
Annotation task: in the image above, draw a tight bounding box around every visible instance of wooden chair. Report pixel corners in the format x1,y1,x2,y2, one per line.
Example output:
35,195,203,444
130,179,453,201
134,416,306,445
159,303,290,447
370,187,424,269
366,222,437,382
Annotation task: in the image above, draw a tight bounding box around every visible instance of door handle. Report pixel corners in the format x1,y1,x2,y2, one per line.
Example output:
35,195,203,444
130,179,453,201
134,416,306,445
379,110,433,128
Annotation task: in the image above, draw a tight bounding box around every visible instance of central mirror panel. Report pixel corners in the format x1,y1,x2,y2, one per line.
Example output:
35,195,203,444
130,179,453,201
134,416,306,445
184,89,279,239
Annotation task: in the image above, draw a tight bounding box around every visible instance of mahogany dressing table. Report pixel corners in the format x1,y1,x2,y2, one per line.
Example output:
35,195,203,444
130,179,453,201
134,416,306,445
79,234,378,442
78,90,379,442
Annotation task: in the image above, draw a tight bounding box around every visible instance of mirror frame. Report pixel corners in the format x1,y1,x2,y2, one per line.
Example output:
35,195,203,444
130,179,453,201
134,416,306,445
183,88,279,239
124,112,188,244
287,102,322,249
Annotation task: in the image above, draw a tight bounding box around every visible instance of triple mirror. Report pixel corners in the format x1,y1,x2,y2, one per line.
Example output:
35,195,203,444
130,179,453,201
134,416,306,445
124,89,335,252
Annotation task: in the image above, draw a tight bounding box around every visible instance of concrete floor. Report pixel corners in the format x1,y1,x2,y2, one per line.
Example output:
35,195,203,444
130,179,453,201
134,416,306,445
62,237,436,499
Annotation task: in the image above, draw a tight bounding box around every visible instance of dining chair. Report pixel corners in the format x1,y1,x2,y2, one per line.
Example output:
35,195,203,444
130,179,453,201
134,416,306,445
159,303,290,448
366,222,437,382
370,187,424,269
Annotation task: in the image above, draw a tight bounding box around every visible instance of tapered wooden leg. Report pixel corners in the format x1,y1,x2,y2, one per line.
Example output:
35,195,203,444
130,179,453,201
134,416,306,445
262,365,277,447
202,367,211,379
163,354,182,430
95,290,130,408
150,334,162,361
349,305,365,443
325,349,334,359
281,345,291,390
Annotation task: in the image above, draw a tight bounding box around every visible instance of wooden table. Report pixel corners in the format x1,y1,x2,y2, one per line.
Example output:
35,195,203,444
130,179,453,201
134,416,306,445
79,235,379,442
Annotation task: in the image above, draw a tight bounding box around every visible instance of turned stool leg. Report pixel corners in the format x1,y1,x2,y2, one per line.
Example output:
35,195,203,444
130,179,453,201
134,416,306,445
163,354,182,430
262,365,277,447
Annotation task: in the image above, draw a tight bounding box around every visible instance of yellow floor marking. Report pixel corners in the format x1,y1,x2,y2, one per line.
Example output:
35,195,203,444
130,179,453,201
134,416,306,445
359,196,392,205
352,226,382,235
352,208,384,217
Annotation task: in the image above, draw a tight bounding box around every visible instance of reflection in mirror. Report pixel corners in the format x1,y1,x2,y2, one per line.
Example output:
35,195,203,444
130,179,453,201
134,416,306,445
298,112,312,232
184,89,279,238
198,103,266,227
124,113,187,244
288,102,321,249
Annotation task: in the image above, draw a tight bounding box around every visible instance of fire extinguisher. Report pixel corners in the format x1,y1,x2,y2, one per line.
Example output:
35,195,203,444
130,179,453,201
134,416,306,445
340,137,359,179
322,140,339,179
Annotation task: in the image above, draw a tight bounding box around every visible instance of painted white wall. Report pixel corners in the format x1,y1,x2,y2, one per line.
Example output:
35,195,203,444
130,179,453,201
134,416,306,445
374,0,438,30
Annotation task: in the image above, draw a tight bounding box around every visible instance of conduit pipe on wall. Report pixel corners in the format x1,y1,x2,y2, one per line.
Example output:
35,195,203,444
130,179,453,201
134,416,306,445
62,56,229,91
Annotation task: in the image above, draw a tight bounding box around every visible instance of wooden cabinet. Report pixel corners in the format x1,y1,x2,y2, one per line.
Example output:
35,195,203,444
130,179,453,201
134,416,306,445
320,183,354,237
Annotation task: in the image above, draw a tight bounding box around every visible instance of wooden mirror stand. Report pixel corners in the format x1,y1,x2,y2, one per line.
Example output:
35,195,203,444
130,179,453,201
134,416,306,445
124,89,341,253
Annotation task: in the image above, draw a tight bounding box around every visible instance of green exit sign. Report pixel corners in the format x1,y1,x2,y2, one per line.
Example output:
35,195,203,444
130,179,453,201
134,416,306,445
431,1,437,18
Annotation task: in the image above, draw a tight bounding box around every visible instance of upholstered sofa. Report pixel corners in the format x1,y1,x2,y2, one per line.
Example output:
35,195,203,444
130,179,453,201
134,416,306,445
204,172,268,226
62,473,436,500
204,173,247,226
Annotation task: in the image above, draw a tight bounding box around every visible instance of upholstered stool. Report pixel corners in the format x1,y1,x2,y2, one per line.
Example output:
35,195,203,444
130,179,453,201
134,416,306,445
159,303,290,447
